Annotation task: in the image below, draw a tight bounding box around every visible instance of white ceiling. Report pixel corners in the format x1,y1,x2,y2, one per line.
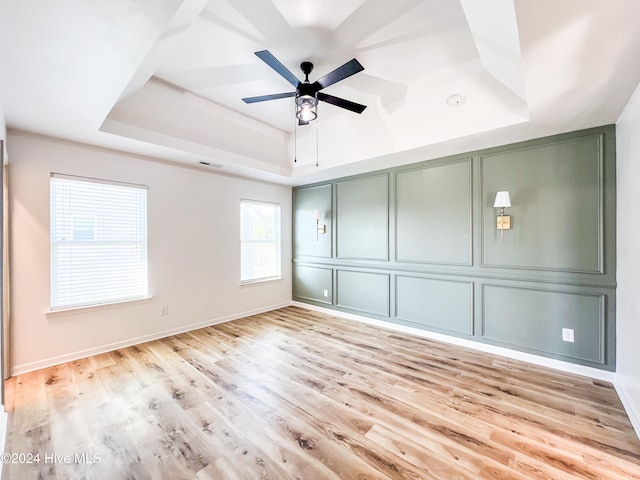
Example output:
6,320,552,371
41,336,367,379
1,0,639,185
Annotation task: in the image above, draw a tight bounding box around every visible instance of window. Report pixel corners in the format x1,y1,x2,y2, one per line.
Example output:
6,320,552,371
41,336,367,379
50,173,148,310
240,199,281,284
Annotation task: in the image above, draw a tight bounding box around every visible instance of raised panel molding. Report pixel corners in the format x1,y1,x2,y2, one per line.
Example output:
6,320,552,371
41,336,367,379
480,133,604,274
336,175,389,261
336,269,390,317
482,284,605,364
395,158,472,266
293,184,333,259
395,275,473,335
292,265,333,305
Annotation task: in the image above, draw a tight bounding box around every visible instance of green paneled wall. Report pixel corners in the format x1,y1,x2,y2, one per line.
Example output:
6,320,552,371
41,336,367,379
292,125,616,370
293,184,332,258
292,265,333,304
336,175,389,260
480,135,603,272
396,159,472,265
336,270,389,317
482,285,605,363
395,275,473,335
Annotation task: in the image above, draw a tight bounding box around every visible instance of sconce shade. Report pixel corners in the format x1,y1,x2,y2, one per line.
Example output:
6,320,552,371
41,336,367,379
493,191,511,208
313,210,321,221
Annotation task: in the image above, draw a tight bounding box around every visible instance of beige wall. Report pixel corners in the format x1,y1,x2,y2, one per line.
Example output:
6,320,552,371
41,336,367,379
7,131,292,374
616,80,640,437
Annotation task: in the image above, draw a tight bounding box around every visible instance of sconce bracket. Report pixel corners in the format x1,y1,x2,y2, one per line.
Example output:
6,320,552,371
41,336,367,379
496,215,511,230
318,224,327,234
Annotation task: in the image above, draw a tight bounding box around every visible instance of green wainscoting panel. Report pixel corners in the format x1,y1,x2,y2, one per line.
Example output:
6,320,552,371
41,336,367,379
336,270,389,317
395,159,472,265
482,285,604,364
395,275,473,334
293,185,332,258
292,125,616,370
481,134,603,273
336,175,389,260
293,265,333,305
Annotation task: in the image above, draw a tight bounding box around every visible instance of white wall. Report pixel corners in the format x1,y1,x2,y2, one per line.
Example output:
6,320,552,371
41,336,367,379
616,80,640,437
7,131,292,374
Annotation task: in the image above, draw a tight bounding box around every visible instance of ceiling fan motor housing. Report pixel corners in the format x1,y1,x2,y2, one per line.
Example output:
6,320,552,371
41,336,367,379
297,81,317,98
300,61,314,80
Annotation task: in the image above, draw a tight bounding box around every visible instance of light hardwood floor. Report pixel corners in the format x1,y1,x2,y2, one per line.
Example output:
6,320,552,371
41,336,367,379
3,306,640,479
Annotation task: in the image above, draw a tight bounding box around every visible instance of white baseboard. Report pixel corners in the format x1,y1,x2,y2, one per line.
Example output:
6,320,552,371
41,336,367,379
292,302,616,383
614,380,640,440
11,302,292,376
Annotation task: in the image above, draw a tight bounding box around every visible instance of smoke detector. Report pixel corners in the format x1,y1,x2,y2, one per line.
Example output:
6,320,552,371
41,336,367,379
447,94,464,107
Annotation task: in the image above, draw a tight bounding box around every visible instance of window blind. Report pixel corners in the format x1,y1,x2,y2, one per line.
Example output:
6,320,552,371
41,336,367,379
240,200,281,283
50,173,148,310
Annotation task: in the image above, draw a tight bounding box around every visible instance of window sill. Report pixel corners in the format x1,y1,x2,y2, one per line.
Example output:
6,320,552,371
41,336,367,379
239,277,283,287
45,297,153,319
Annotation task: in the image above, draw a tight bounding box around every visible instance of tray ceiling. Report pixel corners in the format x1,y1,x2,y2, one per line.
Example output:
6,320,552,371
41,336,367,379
1,0,639,184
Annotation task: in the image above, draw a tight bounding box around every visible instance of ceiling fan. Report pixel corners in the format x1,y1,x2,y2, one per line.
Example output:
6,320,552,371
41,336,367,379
242,50,367,125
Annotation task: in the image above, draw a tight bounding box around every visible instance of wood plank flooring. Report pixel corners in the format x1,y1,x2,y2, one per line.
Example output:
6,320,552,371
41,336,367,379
3,306,640,479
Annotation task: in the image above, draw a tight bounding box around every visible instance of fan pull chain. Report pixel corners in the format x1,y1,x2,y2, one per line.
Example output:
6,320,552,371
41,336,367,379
316,126,319,167
293,113,297,163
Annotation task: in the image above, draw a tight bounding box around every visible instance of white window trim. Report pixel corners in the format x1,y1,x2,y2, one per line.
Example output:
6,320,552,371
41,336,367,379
50,172,149,190
239,277,283,287
45,296,152,319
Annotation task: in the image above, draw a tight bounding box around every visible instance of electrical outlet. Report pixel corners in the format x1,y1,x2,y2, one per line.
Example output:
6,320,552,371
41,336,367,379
562,328,574,343
160,305,168,316
323,289,329,297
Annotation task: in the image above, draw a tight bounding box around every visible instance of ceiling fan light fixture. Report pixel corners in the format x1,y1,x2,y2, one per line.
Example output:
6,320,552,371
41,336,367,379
296,94,318,122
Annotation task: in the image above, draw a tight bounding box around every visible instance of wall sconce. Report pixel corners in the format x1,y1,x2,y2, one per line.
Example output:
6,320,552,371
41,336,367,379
493,191,511,243
313,210,326,241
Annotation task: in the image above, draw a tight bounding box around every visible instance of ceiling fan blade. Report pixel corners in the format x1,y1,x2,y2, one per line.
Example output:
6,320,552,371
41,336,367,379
242,92,296,104
313,58,364,90
318,92,367,114
255,50,300,88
